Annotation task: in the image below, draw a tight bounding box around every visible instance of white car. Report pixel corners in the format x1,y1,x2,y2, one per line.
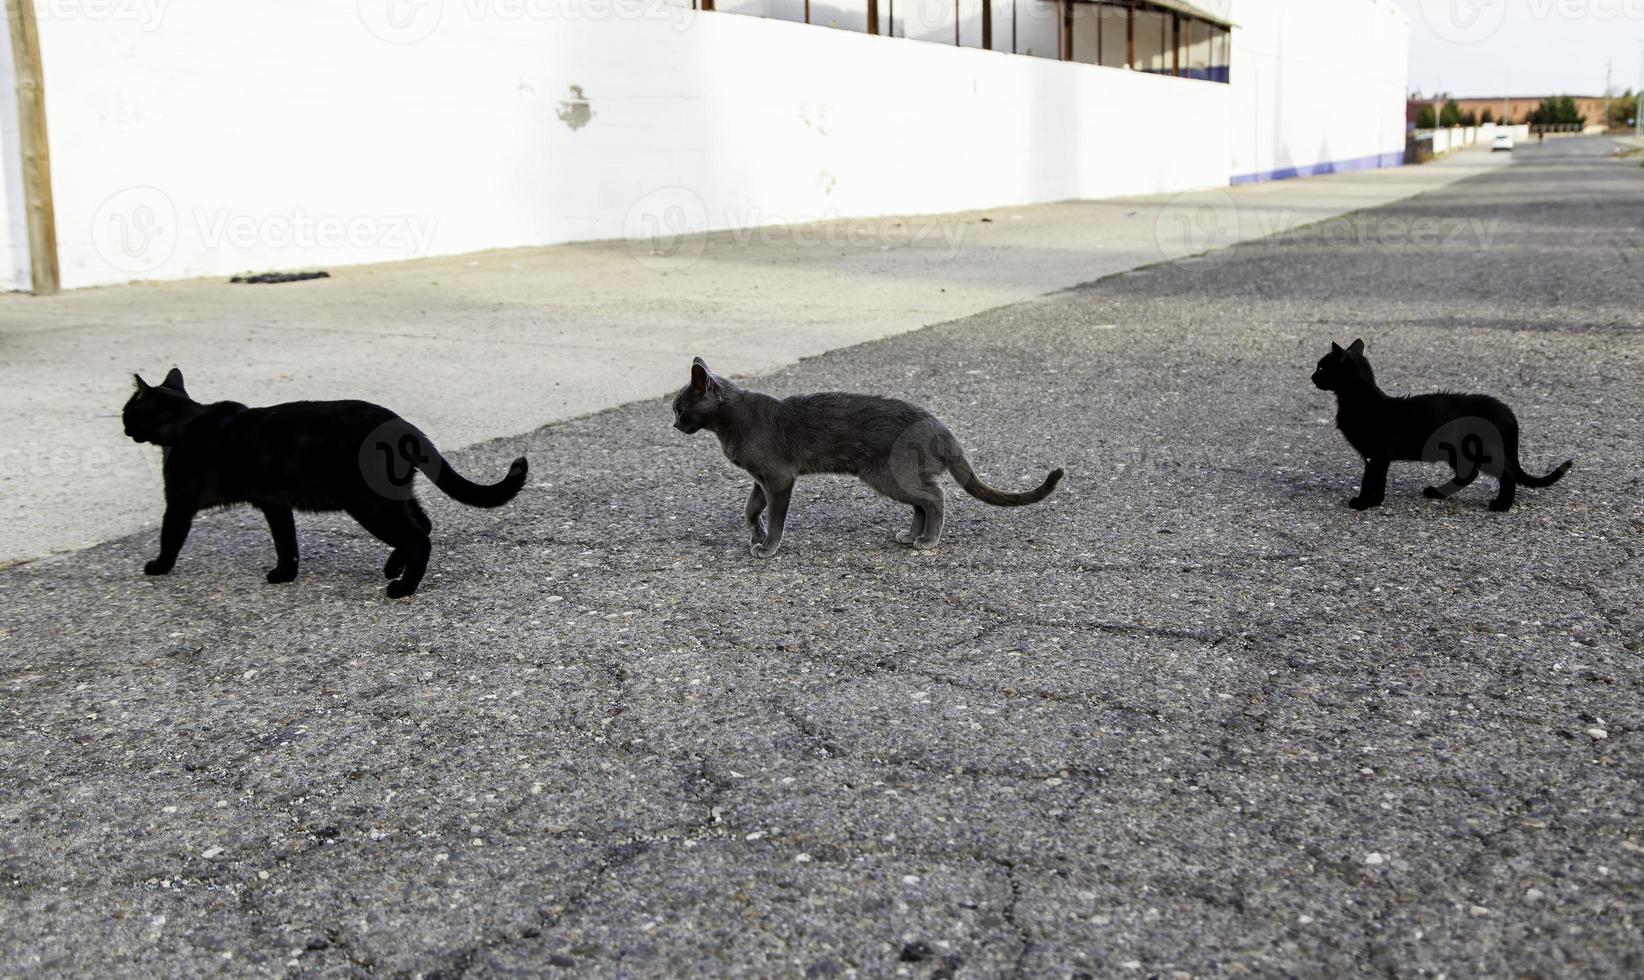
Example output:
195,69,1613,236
1491,133,1515,152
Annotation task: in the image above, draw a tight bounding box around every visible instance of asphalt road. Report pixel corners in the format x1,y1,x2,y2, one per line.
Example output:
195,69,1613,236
2,137,1640,978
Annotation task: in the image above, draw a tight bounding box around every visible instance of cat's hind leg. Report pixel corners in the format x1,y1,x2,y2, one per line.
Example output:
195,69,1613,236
896,507,927,547
1489,468,1517,512
751,479,793,559
744,484,768,545
260,505,300,583
865,468,944,549
1423,463,1478,500
384,499,432,578
350,498,432,598
908,487,945,550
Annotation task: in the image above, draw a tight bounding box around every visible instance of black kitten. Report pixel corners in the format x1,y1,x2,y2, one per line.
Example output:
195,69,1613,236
1312,339,1571,512
123,368,528,597
672,358,1063,556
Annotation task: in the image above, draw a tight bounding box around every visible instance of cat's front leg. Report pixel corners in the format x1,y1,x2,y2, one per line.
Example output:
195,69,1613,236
744,484,768,545
145,502,196,575
1348,458,1389,510
751,480,792,558
261,505,300,584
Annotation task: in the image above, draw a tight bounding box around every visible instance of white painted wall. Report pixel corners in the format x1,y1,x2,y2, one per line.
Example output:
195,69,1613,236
28,1,1231,290
1424,123,1530,155
1229,0,1409,182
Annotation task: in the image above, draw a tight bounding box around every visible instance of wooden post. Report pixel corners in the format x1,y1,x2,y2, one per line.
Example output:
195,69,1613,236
1096,4,1102,65
867,0,878,35
1172,14,1180,76
981,0,991,50
1126,1,1135,69
1060,1,1072,61
7,0,60,295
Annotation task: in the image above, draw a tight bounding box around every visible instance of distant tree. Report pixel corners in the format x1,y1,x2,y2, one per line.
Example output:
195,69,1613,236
1440,100,1463,127
1417,104,1437,128
1460,109,1478,127
1531,95,1585,128
1608,90,1638,130
1480,107,1495,124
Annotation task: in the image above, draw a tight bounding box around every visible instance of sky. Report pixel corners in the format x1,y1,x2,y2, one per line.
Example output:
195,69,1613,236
1393,0,1644,97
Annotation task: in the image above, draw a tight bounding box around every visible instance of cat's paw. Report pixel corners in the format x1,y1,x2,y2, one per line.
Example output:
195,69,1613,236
1488,499,1514,513
895,530,918,545
750,542,781,559
909,537,941,551
385,579,418,599
1422,486,1447,500
143,559,173,576
383,552,406,579
265,564,298,585
1347,496,1378,511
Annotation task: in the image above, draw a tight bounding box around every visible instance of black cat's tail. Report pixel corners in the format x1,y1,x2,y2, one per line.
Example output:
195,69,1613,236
946,452,1064,507
423,453,529,508
1514,457,1573,488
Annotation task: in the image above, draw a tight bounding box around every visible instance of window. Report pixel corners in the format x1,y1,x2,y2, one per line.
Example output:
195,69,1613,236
701,0,1232,84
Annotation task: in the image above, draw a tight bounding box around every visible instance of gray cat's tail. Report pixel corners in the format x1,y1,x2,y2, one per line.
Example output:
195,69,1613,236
946,452,1064,507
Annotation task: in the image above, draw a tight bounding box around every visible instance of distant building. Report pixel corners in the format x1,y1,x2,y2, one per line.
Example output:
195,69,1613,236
1407,95,1611,128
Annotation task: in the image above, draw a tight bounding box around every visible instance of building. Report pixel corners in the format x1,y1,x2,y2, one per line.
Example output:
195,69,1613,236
0,0,1408,292
1408,95,1612,129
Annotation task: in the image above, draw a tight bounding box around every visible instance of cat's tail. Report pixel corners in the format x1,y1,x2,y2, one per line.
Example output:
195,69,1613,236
423,453,530,508
1513,457,1573,488
946,452,1064,507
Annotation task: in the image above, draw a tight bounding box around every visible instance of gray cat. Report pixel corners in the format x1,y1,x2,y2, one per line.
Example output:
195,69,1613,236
672,357,1064,557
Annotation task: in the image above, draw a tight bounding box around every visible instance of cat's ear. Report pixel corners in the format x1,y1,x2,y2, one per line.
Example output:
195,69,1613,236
690,358,718,396
1347,339,1365,355
161,367,186,392
133,373,151,391
1330,342,1344,355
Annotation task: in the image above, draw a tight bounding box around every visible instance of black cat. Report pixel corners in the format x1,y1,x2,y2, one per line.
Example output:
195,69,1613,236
1312,340,1571,512
672,358,1063,556
123,369,528,597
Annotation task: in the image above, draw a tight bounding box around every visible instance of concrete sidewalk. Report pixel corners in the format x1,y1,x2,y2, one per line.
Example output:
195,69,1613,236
0,149,1508,563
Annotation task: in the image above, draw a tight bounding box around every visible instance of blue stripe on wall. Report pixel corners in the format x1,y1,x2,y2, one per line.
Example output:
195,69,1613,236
1231,150,1405,186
